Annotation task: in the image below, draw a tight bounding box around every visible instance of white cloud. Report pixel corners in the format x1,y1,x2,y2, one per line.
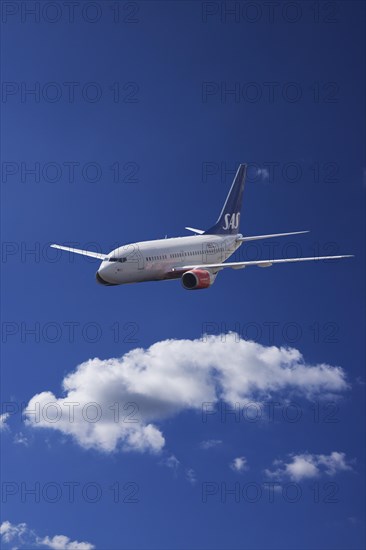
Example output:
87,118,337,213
25,334,348,454
256,167,270,181
200,439,222,450
0,413,10,432
186,468,197,485
230,456,248,472
265,451,353,481
0,521,94,550
162,454,180,472
13,432,29,446
0,521,28,543
347,516,361,525
316,451,354,476
38,534,95,549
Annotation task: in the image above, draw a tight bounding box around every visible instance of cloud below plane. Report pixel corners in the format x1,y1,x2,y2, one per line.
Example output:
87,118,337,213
25,334,349,454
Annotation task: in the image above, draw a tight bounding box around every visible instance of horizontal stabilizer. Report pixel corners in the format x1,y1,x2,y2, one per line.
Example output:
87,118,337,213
185,227,204,235
237,231,309,242
50,244,107,260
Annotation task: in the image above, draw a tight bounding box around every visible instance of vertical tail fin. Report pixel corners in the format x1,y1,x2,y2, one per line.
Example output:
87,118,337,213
204,164,246,235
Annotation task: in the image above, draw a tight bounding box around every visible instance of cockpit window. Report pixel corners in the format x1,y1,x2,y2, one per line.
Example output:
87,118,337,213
108,257,127,263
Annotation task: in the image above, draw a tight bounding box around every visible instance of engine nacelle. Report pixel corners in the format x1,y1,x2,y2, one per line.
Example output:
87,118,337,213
181,269,216,290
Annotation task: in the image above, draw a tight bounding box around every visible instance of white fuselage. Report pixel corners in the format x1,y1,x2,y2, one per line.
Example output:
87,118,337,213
96,234,242,285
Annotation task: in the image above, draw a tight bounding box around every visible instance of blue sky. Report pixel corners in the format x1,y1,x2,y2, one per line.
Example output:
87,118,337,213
1,1,365,549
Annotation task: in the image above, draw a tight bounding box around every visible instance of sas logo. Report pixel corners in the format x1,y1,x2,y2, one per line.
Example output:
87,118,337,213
223,212,240,230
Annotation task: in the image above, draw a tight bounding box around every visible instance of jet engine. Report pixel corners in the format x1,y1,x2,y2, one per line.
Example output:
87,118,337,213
181,269,216,290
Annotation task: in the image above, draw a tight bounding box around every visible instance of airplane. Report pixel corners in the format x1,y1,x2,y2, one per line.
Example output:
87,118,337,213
51,164,353,290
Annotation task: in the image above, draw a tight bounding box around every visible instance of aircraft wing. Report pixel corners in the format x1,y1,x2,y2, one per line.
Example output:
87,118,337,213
174,255,353,272
50,244,107,260
237,230,309,242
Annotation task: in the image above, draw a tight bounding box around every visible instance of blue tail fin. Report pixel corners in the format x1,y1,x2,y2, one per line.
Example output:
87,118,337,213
204,164,246,235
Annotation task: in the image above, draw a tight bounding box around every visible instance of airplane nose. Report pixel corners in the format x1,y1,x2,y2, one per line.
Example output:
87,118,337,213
96,271,110,285
96,263,118,286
